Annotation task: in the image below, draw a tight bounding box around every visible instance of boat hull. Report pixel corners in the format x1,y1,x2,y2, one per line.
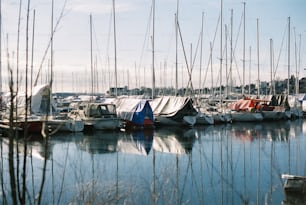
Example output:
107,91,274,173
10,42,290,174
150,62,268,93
154,115,196,127
84,118,120,130
48,119,84,132
230,112,263,122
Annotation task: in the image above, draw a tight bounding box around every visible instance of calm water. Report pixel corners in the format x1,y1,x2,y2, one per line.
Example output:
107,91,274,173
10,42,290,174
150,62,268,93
1,119,306,204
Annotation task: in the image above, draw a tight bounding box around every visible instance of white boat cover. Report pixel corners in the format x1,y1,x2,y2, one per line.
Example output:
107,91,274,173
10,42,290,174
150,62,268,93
153,136,188,155
114,98,153,125
2,84,54,115
31,84,52,114
150,96,196,117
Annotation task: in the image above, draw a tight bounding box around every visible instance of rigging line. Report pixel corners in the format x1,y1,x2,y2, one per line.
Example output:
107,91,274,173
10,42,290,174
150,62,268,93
34,0,68,86
201,14,220,89
189,154,204,204
177,21,192,88
198,134,247,204
91,18,105,92
273,22,288,78
105,5,113,88
232,54,242,89
137,3,153,74
179,154,192,204
226,11,244,87
191,25,203,70
164,15,175,63
190,27,202,76
214,28,230,89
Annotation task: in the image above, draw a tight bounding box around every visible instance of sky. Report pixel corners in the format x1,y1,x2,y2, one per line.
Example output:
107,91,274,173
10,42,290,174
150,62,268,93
1,0,306,93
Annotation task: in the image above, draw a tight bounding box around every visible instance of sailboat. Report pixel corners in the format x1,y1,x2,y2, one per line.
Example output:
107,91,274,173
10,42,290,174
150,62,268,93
228,97,263,122
286,17,303,119
113,97,154,130
150,96,197,127
225,3,265,122
0,84,85,134
66,14,120,131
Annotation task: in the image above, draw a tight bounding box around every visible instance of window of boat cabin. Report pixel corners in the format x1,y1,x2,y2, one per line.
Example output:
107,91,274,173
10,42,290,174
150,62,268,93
106,104,116,114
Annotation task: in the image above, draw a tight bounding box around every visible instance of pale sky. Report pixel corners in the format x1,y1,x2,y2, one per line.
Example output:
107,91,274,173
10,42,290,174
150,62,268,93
1,0,306,93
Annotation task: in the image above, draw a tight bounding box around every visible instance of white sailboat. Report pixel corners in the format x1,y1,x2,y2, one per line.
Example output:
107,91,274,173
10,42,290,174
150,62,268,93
150,96,197,127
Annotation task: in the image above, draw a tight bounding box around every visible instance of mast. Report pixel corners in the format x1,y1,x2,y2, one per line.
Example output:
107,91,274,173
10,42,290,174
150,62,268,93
152,0,156,99
219,0,223,99
199,12,204,96
287,17,290,95
210,42,213,96
30,10,35,95
50,0,54,87
25,0,30,117
230,9,233,95
242,2,246,95
49,0,54,116
249,46,251,95
113,0,118,97
294,28,298,94
270,39,273,95
0,0,2,95
175,0,179,95
90,14,94,99
256,18,260,97
297,34,301,94
225,24,228,97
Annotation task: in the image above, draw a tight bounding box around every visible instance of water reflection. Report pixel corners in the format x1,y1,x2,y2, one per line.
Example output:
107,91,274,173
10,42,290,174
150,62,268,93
227,120,293,141
0,119,305,204
153,127,197,154
76,131,118,154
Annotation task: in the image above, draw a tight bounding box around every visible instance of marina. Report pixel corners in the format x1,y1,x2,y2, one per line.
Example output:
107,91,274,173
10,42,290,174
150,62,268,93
1,119,306,204
0,0,305,204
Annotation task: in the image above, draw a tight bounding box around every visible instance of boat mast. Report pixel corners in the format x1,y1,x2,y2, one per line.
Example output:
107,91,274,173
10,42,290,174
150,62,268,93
270,38,273,95
199,12,204,94
152,0,156,99
225,24,228,97
230,9,233,95
287,17,290,95
256,18,260,97
294,28,298,94
249,46,251,95
199,12,204,96
49,0,54,116
50,0,54,87
297,34,301,94
0,0,2,95
175,0,179,96
219,0,223,99
90,14,94,99
113,0,118,97
30,10,36,105
242,2,246,96
210,42,213,96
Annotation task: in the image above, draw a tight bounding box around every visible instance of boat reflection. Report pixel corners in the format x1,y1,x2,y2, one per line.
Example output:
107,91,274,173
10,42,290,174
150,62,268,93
1,119,305,204
4,119,303,161
75,128,197,156
76,131,119,154
117,129,153,155
153,127,197,154
224,119,302,142
1,135,54,160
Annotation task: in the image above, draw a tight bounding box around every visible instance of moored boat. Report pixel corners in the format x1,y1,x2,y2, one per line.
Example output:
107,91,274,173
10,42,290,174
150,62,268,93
149,96,198,127
68,102,121,130
113,97,154,130
227,98,263,122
